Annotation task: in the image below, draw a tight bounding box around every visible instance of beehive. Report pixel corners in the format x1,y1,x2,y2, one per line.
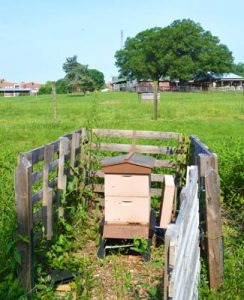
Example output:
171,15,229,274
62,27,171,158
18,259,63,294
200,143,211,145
101,152,155,239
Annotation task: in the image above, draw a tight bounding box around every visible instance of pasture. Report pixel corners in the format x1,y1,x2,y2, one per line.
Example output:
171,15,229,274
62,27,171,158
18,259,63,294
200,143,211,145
0,91,244,298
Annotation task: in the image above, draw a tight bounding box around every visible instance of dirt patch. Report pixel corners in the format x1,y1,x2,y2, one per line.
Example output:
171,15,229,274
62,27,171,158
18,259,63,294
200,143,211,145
74,236,164,299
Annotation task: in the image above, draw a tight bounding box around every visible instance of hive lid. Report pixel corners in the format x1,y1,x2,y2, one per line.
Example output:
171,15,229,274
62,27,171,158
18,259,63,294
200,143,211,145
101,152,155,169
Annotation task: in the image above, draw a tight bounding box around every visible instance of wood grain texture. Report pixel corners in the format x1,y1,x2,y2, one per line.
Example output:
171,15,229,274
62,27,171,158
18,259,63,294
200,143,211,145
92,128,180,140
159,175,175,229
15,156,33,294
205,167,223,290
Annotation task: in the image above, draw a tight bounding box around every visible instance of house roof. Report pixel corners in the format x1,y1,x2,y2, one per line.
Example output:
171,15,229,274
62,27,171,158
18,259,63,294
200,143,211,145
217,73,244,80
0,80,16,88
194,72,244,82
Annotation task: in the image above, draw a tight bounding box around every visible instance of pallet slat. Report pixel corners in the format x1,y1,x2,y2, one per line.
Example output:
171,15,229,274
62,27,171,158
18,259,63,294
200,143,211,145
93,129,180,140
91,143,178,155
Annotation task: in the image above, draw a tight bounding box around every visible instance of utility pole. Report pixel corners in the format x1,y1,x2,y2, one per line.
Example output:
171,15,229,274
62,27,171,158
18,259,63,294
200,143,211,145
121,30,124,49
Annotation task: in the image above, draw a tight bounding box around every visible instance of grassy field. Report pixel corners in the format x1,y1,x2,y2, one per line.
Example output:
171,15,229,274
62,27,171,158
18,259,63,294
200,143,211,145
0,91,244,298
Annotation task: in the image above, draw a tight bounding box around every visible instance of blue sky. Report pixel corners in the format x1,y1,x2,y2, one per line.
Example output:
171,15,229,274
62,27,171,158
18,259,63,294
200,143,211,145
1,0,244,83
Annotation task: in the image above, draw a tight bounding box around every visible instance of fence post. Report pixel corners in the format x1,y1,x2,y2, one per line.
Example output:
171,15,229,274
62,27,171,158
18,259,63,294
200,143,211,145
15,156,33,296
57,137,70,218
153,80,158,120
42,144,54,240
205,165,223,290
199,154,223,290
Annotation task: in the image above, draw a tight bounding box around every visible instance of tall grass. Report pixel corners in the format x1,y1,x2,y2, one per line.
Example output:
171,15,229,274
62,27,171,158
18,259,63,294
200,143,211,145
0,91,243,298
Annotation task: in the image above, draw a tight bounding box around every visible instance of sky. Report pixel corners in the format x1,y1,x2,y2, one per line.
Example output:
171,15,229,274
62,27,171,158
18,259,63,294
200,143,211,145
1,0,244,83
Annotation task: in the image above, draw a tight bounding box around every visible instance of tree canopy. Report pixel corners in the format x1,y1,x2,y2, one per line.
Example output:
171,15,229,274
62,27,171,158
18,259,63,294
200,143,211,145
88,69,105,89
115,19,234,82
63,55,105,94
232,62,244,77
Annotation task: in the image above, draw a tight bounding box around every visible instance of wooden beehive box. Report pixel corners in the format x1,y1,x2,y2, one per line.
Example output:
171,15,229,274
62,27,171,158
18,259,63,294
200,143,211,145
101,152,155,239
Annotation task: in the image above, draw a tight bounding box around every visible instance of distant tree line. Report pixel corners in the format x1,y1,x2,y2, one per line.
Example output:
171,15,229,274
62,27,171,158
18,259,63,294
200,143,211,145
39,55,105,94
232,62,244,77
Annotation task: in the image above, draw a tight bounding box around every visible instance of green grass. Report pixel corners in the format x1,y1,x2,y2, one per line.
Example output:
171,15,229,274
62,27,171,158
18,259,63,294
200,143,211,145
0,91,244,298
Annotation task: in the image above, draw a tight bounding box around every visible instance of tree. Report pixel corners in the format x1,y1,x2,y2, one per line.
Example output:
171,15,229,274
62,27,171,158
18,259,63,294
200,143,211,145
163,19,233,81
63,56,105,94
115,27,161,81
63,55,80,74
232,62,244,77
38,81,52,94
88,69,105,90
56,78,69,94
115,19,233,83
115,19,233,119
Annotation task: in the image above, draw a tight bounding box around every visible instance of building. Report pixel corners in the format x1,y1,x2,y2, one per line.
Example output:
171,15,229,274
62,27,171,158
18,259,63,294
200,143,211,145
0,79,41,96
193,72,244,91
111,76,170,92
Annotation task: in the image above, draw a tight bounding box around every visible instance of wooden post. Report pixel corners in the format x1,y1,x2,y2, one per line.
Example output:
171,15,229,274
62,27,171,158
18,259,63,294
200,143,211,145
57,137,70,218
70,132,81,175
15,156,33,296
199,154,223,290
42,144,54,240
51,81,57,123
205,166,223,290
159,175,175,229
153,80,158,120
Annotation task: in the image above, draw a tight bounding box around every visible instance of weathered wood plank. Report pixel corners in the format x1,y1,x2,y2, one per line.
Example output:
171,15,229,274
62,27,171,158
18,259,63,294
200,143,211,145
32,160,58,184
42,144,54,240
205,167,223,290
32,178,58,205
91,142,177,155
154,159,176,168
159,175,175,229
15,156,33,294
57,137,70,218
58,137,69,190
70,132,81,173
92,129,180,140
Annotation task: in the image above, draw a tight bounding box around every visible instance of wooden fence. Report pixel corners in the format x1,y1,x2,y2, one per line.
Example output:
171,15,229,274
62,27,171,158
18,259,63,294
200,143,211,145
15,128,185,295
164,166,200,299
191,136,223,290
15,129,84,295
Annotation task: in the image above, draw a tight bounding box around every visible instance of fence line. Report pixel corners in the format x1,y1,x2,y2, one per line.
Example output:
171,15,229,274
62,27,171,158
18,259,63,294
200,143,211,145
15,128,185,295
164,166,200,300
15,129,83,295
191,136,223,290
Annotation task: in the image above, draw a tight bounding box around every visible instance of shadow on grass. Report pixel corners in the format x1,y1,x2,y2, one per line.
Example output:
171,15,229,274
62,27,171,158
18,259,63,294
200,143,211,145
66,93,86,98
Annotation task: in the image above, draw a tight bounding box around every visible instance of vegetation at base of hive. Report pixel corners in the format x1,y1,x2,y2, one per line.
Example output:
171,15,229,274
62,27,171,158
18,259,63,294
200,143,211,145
131,238,149,254
0,91,244,297
34,172,98,299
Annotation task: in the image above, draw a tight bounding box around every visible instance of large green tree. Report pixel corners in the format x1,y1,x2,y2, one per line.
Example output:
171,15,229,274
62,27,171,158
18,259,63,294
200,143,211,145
115,19,233,82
